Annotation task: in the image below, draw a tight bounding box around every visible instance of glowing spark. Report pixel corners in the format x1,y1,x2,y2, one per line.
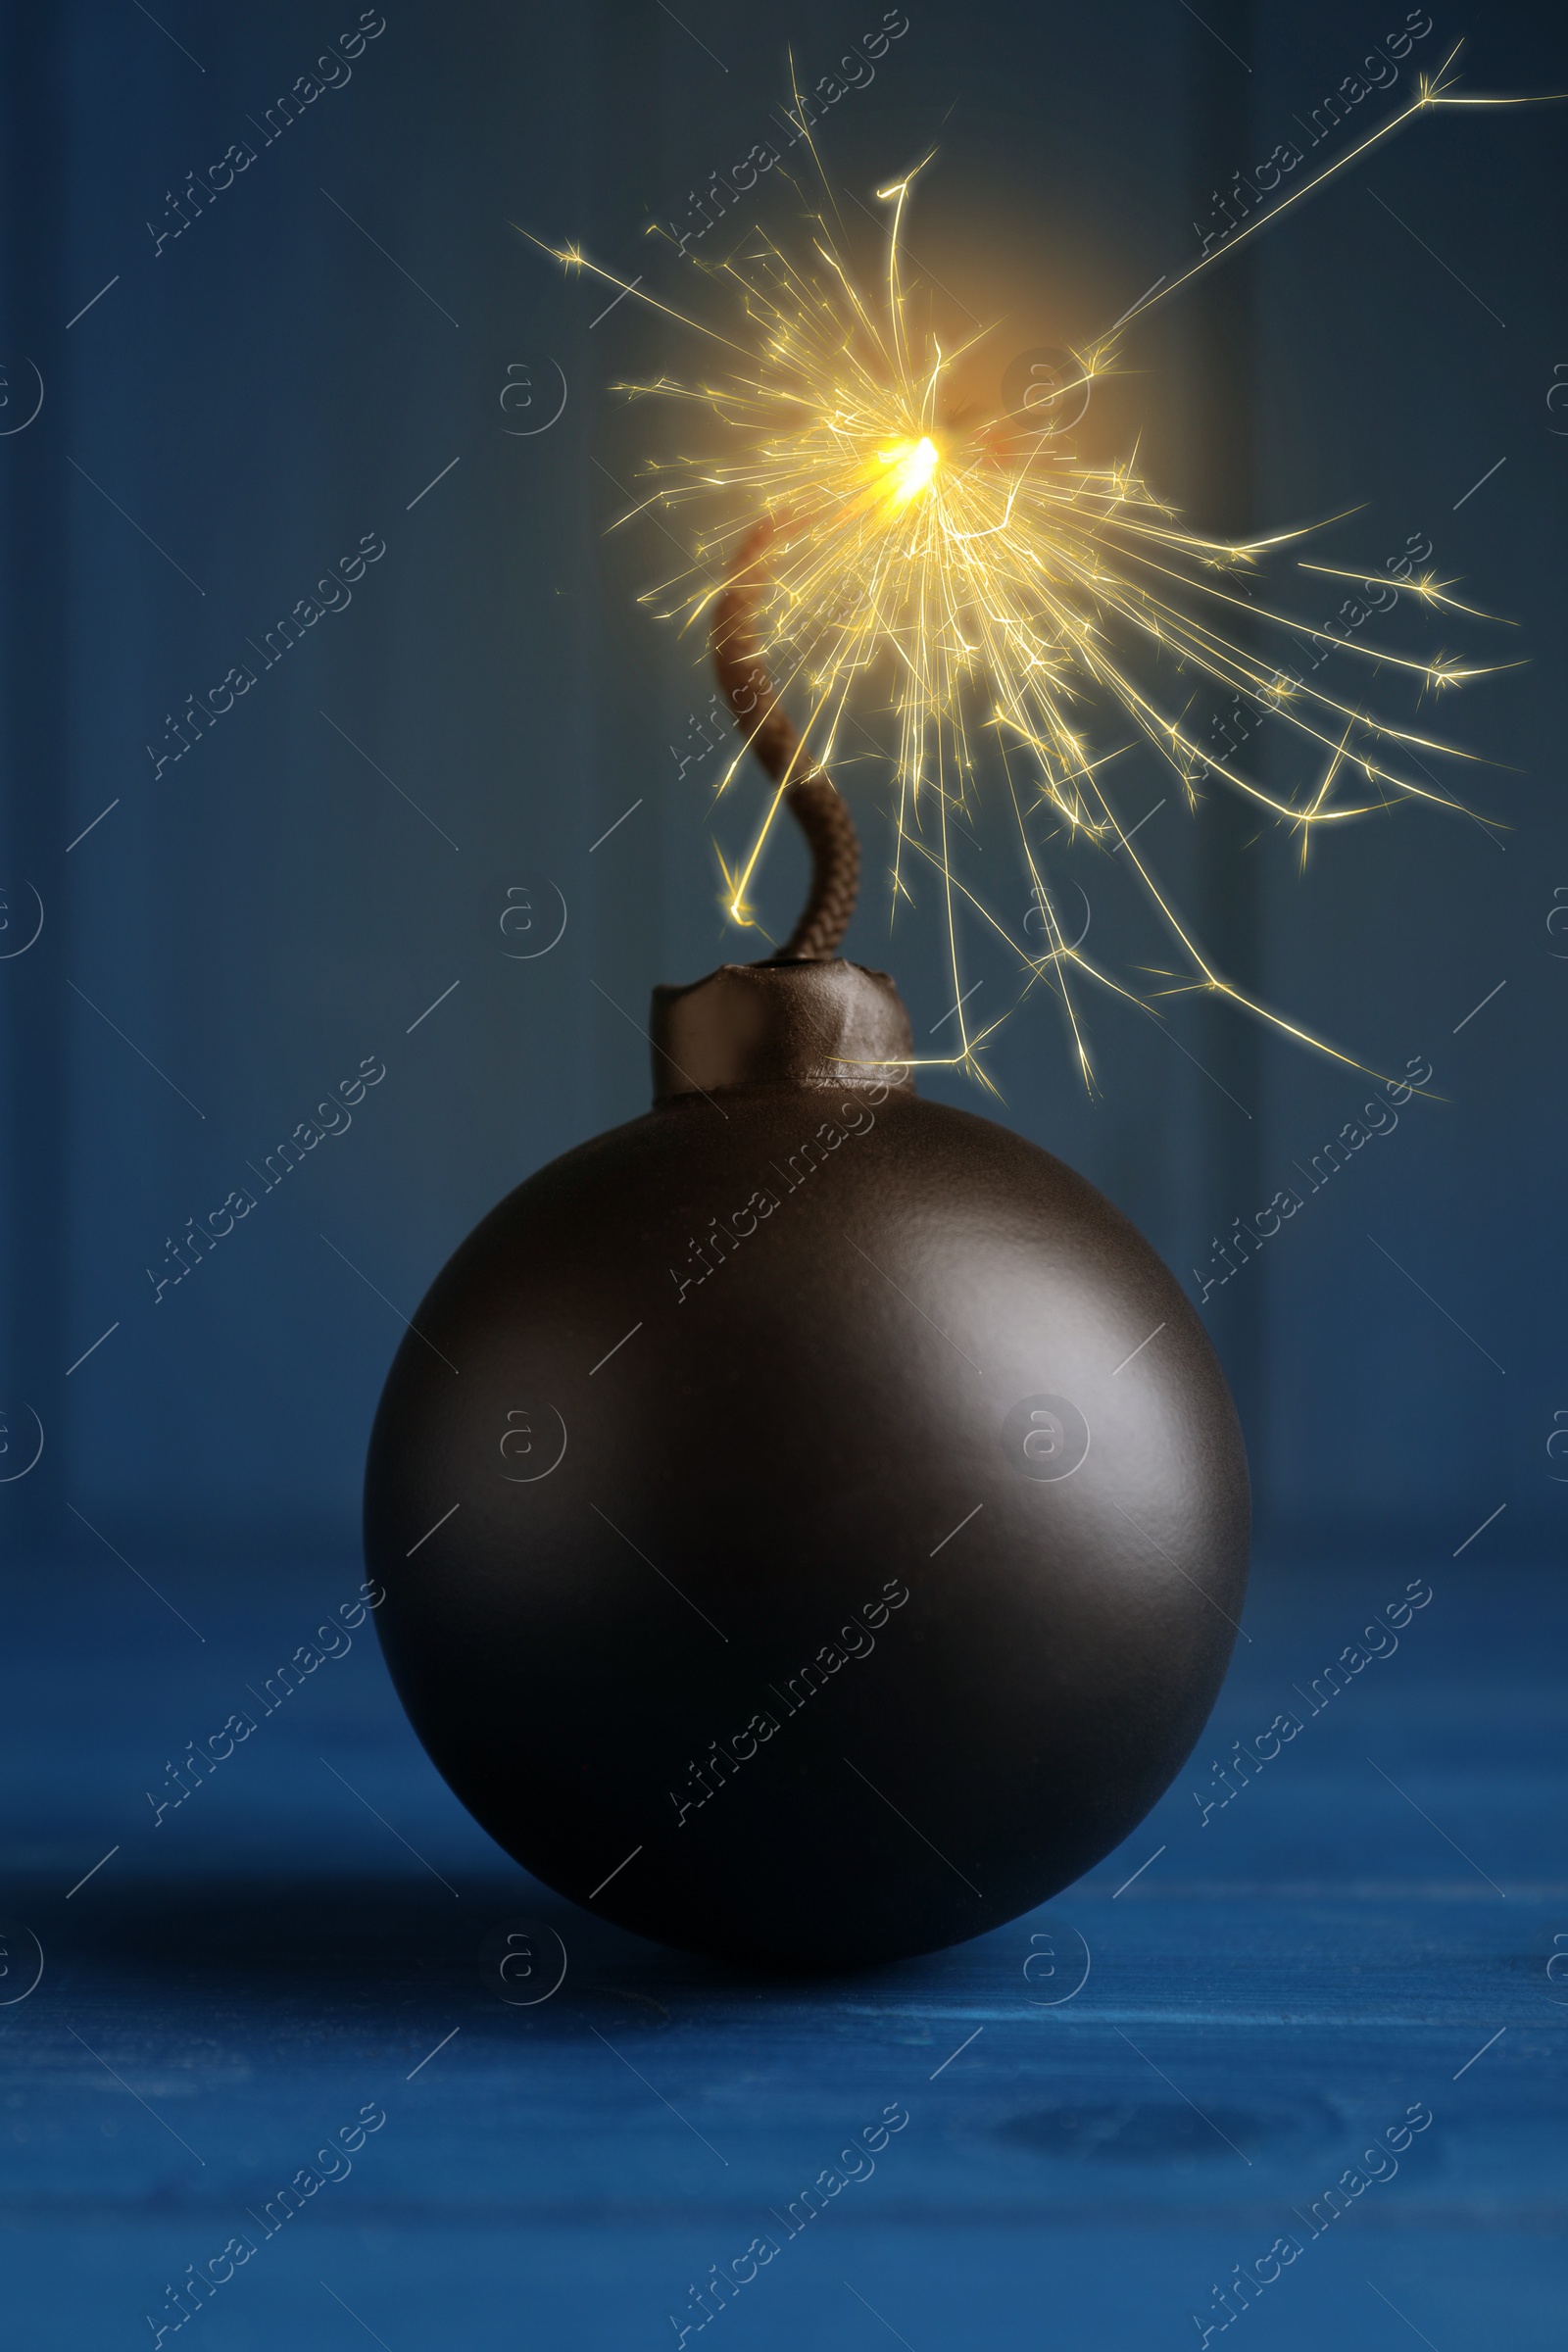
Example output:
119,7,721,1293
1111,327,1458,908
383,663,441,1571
880,433,939,507
531,45,1535,1089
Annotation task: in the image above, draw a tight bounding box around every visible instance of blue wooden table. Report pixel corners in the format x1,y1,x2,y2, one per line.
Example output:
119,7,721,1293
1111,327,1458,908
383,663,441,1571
4,1546,1560,2349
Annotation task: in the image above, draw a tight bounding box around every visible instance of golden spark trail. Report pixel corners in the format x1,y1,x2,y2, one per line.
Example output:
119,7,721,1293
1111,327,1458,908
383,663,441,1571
529,42,1531,1089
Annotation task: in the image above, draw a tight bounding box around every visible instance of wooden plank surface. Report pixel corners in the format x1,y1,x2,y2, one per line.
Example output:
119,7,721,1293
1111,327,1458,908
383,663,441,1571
2,1550,1560,2348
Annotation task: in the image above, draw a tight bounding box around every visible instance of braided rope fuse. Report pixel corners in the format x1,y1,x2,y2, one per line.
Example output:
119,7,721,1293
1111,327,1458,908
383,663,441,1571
710,518,859,961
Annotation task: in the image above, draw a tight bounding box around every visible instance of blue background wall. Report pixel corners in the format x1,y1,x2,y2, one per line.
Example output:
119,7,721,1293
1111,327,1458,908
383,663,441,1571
2,0,1563,1576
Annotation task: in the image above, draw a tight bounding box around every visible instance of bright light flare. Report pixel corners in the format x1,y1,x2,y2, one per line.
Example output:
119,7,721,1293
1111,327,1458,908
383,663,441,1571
880,433,939,506
533,42,1531,1091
